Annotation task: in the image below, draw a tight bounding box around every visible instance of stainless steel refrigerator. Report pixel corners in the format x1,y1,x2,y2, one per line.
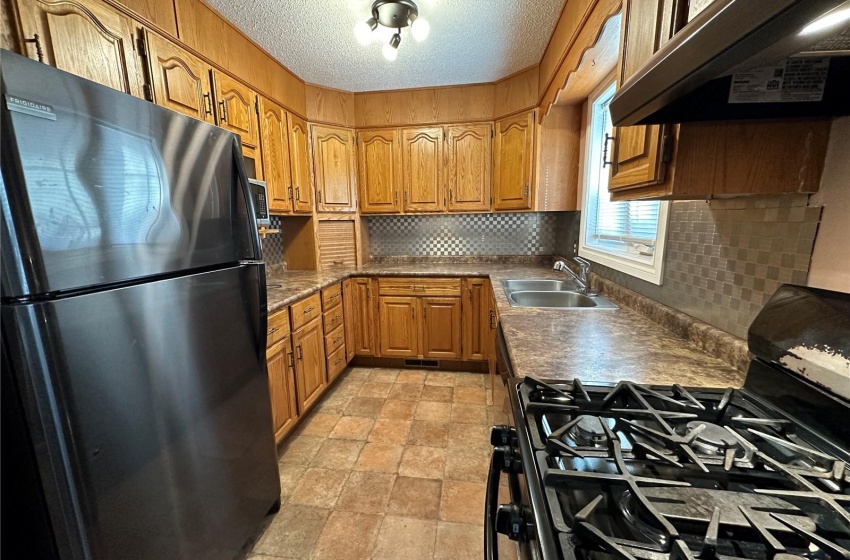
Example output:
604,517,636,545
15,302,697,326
1,51,281,559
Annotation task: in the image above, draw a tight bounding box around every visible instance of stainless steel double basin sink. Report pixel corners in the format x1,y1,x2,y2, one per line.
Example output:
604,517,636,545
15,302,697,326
503,279,618,310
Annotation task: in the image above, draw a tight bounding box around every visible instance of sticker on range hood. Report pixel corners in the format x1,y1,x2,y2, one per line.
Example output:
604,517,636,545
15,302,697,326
729,58,829,104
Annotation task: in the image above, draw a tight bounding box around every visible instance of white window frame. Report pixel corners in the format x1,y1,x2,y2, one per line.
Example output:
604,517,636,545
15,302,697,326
578,80,670,285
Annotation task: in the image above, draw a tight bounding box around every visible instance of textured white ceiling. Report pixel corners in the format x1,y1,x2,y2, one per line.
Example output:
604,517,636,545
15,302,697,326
204,0,568,92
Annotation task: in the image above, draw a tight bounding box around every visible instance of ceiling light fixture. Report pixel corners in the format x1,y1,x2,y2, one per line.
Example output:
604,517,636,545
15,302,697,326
354,0,430,60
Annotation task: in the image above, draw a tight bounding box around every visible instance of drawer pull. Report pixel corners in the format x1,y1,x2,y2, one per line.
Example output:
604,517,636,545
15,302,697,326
268,327,279,334
304,306,315,314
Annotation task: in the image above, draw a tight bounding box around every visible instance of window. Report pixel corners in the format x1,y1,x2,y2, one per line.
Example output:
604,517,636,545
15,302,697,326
578,82,670,285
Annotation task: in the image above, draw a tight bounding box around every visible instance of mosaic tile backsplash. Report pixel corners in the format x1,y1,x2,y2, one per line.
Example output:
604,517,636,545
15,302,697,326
367,212,574,257
262,216,286,269
586,196,821,340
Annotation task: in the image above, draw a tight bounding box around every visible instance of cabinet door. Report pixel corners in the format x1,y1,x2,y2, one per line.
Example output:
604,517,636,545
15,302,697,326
609,0,667,191
493,111,535,211
358,129,402,214
16,0,142,97
488,287,498,402
312,125,357,213
292,318,327,413
212,70,259,148
343,278,356,362
259,97,293,213
287,113,313,213
446,124,492,212
462,278,489,361
267,337,298,442
142,30,214,123
378,296,418,358
402,127,444,212
351,278,377,356
422,297,461,359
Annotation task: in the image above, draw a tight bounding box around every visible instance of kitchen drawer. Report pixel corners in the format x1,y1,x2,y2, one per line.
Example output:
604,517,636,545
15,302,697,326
323,305,344,335
321,283,342,311
327,343,347,382
378,277,462,297
325,324,345,355
291,293,321,331
267,308,290,347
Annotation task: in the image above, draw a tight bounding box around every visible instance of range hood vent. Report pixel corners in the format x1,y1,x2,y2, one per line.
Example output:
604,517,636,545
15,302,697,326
611,0,850,125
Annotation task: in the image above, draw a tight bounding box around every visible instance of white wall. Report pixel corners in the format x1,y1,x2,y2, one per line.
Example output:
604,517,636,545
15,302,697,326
807,117,850,293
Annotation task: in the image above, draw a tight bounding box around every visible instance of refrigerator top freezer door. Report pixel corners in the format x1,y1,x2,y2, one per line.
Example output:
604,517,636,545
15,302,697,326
1,51,260,299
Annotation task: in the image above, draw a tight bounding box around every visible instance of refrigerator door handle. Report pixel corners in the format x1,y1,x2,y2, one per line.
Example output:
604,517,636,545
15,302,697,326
232,137,263,261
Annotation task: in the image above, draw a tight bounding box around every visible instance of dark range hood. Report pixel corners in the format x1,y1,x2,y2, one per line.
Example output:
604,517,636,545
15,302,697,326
611,0,850,125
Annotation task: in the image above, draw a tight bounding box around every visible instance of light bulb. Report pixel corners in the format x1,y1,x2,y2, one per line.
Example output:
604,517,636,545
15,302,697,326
411,17,430,41
382,41,398,61
354,17,376,45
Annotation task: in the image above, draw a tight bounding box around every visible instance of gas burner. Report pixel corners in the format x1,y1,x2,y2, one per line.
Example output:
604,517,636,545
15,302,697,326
570,415,616,447
685,421,740,455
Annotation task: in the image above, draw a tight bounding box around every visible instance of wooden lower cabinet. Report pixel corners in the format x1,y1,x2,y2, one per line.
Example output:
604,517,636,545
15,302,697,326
292,317,327,413
462,278,490,361
350,278,378,356
266,336,298,443
378,296,419,357
343,279,357,362
421,297,461,359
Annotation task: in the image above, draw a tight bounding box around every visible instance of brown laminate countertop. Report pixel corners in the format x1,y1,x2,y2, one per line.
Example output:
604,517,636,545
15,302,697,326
265,262,746,389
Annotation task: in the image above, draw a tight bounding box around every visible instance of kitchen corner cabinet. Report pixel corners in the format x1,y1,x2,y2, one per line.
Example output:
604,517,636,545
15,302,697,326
312,125,357,213
402,127,445,212
288,113,313,213
358,129,402,214
462,278,490,361
350,278,378,356
378,296,419,357
494,110,536,211
342,278,357,362
142,30,215,124
421,297,461,359
266,336,298,443
292,316,327,413
15,0,143,97
259,96,294,212
446,124,492,212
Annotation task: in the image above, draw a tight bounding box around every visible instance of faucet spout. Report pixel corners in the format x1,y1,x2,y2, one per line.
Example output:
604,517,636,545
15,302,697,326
553,259,595,296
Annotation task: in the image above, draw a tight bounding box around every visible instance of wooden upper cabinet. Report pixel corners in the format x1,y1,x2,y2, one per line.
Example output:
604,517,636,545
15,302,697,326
446,124,492,212
609,0,667,191
494,110,535,211
212,70,259,148
259,97,293,213
266,337,298,442
351,278,377,356
292,318,327,413
16,0,142,97
142,30,214,123
378,296,418,358
288,113,312,213
402,127,444,212
358,129,402,214
421,297,461,359
462,278,489,361
312,125,357,213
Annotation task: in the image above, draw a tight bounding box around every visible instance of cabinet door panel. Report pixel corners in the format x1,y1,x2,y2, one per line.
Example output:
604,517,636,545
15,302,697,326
293,319,327,413
494,111,534,211
288,113,312,213
143,31,214,123
446,124,492,212
259,97,293,213
352,278,377,356
267,337,298,442
462,278,489,361
17,0,142,96
343,278,356,362
422,297,461,359
358,129,401,214
378,297,418,358
313,125,356,213
610,0,666,191
402,127,444,212
212,70,259,148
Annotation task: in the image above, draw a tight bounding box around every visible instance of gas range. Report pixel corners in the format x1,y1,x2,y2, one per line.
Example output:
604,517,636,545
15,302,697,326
487,285,850,560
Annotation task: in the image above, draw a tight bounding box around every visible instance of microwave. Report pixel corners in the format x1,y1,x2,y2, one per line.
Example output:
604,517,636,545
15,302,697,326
248,179,271,227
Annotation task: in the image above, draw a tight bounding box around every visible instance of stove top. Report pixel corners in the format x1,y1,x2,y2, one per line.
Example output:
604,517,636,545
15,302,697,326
515,374,850,560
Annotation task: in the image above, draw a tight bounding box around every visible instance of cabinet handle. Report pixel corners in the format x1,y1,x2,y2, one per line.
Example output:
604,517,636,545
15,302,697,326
449,188,453,202
295,187,301,202
297,345,304,360
288,351,295,368
602,133,614,167
218,99,228,122
288,186,294,201
404,191,408,204
411,307,415,319
423,307,427,320
524,184,529,199
303,306,315,314
394,192,399,206
468,289,473,302
268,326,279,334
203,92,213,116
317,190,322,203
24,34,44,63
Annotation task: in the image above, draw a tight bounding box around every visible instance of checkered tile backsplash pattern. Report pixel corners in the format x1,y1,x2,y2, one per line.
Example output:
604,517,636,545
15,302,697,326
367,212,569,257
588,196,821,340
262,216,286,268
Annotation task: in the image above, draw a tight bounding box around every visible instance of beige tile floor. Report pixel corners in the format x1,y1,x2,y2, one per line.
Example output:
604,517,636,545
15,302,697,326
241,367,516,560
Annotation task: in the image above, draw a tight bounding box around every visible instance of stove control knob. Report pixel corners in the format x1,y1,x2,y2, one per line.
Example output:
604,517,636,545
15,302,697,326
490,425,518,448
496,504,531,542
493,445,522,474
